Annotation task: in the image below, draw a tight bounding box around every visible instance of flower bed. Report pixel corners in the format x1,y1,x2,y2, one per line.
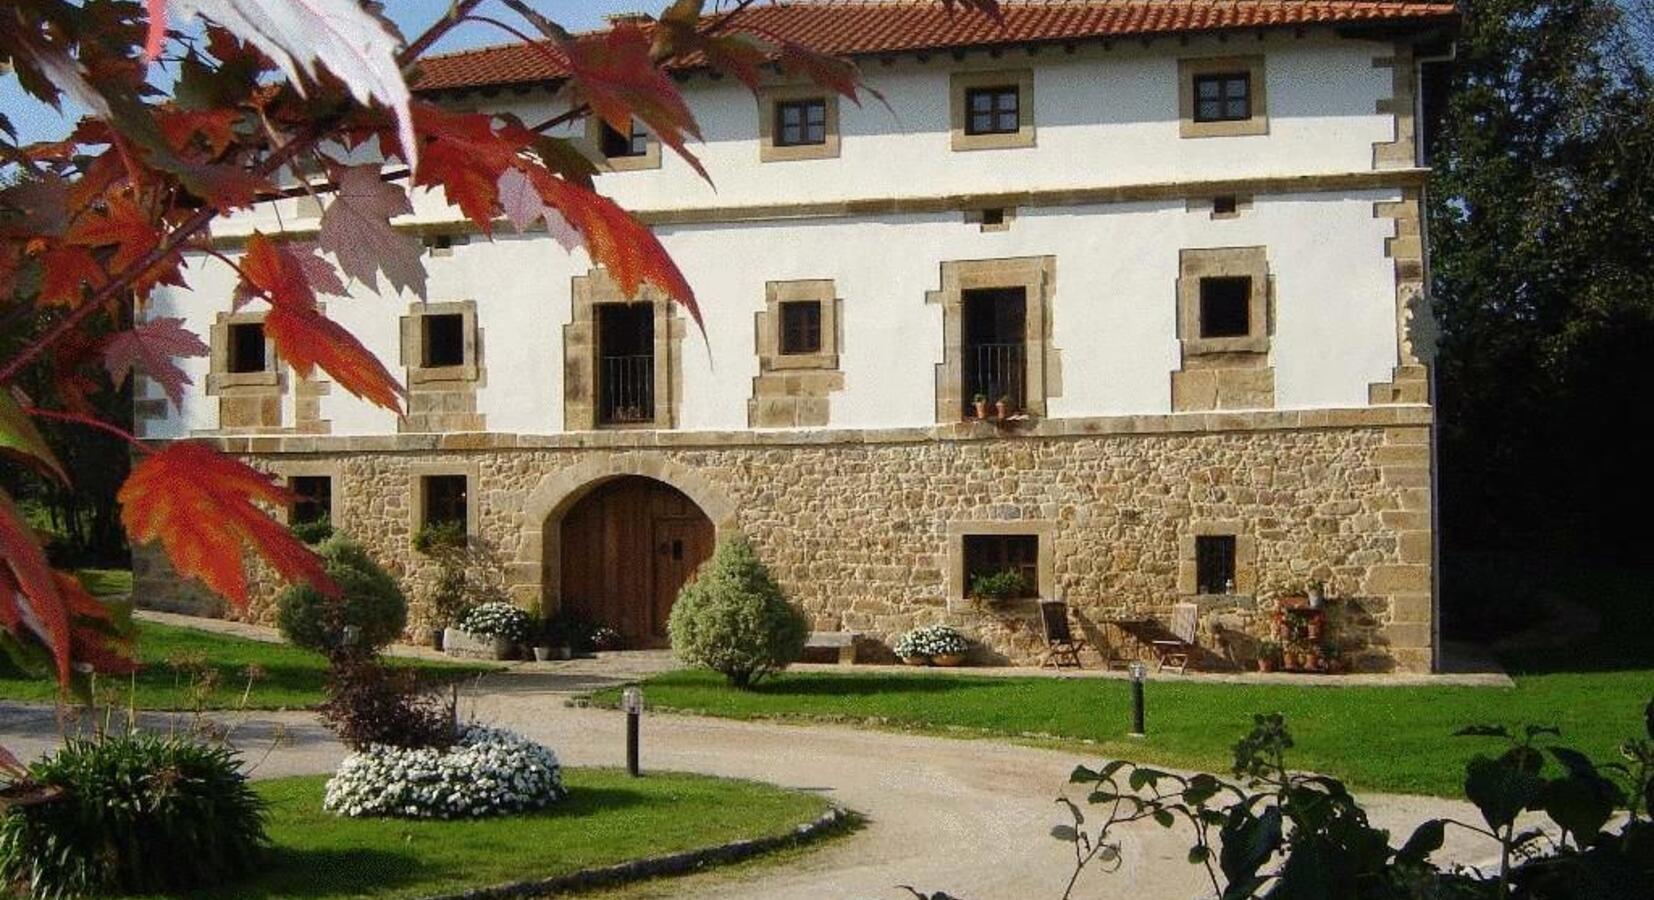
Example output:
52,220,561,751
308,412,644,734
324,725,565,819
893,625,970,659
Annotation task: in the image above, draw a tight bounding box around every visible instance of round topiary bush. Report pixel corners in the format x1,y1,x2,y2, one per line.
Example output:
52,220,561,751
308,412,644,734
276,535,407,653
0,733,267,897
667,538,808,688
323,725,565,819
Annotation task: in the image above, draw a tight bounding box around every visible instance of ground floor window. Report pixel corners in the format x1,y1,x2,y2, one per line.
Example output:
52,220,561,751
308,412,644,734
422,474,468,531
963,533,1039,599
289,475,331,525
1196,534,1237,594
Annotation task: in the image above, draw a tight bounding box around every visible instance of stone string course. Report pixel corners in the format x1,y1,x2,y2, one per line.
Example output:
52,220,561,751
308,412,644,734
133,420,1435,673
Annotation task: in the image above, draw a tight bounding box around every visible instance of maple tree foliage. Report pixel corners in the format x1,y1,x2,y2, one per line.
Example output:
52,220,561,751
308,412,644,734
0,0,1002,705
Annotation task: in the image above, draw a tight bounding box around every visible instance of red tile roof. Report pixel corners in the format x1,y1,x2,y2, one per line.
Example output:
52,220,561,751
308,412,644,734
414,0,1457,92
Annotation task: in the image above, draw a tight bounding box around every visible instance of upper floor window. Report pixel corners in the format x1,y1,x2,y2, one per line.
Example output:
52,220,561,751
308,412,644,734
962,287,1027,418
587,117,660,171
597,302,656,426
1193,73,1251,123
227,322,268,374
600,120,649,158
775,98,828,147
965,86,1020,135
779,300,822,355
1179,56,1268,138
1198,277,1253,339
423,313,466,368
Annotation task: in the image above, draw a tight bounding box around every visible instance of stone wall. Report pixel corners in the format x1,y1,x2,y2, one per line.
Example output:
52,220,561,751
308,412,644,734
132,409,1436,673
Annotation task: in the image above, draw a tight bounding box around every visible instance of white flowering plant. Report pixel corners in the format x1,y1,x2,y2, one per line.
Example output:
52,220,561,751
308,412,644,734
456,602,532,642
893,625,970,658
324,725,565,819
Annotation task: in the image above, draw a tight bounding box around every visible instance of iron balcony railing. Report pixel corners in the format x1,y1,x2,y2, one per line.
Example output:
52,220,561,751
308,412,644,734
963,342,1027,416
599,354,655,425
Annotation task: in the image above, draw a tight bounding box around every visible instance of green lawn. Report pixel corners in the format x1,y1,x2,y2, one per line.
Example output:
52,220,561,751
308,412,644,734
131,769,836,899
0,621,493,710
74,568,133,597
599,560,1654,798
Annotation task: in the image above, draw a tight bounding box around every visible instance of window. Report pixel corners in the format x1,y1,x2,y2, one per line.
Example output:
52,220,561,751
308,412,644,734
423,313,465,368
775,98,827,147
962,287,1028,416
965,86,1019,135
1199,277,1252,339
600,120,649,158
227,322,267,374
1193,73,1251,123
963,534,1039,598
1212,195,1238,216
422,475,468,530
1195,535,1237,594
779,301,822,355
597,302,655,425
290,476,331,525
980,207,1006,227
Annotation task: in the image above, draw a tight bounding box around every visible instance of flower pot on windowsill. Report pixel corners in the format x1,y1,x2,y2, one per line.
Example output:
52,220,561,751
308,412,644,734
901,655,930,667
973,398,989,420
1256,658,1277,673
443,627,515,661
932,653,967,667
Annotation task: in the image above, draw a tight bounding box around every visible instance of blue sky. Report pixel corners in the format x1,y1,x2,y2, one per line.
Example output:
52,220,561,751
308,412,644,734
0,0,668,144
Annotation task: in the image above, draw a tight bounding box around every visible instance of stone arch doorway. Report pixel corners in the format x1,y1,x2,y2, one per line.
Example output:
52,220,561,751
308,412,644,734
557,476,714,647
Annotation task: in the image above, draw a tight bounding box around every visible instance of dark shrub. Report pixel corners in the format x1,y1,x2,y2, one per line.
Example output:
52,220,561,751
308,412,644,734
0,733,266,897
275,535,406,653
667,538,808,688
290,513,335,545
318,651,456,751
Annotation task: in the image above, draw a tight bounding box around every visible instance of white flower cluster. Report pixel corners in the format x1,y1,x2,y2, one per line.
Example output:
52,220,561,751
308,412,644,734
893,625,970,657
323,725,566,819
456,602,532,642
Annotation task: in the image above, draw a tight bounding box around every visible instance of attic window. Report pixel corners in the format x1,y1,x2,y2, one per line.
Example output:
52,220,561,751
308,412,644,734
981,207,1006,227
1213,195,1238,216
600,120,650,158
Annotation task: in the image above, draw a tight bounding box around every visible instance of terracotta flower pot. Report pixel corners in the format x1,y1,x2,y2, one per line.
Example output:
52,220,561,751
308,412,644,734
1257,658,1277,673
902,655,930,667
994,400,1009,420
973,401,989,419
932,653,967,667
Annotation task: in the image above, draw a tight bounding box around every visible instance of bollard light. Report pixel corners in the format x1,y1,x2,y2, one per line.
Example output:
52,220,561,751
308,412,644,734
1128,661,1148,737
622,686,643,776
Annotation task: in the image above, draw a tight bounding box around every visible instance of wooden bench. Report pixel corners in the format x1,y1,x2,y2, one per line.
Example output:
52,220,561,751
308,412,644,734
804,631,862,664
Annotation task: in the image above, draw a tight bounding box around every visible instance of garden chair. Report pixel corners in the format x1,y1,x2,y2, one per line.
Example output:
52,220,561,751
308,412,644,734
1039,600,1088,669
1109,604,1203,674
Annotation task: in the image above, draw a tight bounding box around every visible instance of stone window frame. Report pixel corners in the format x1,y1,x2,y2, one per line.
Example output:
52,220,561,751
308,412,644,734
400,300,481,385
757,84,841,162
950,69,1036,152
208,311,279,391
1178,521,1258,596
1177,247,1273,356
583,116,662,172
409,461,481,543
964,206,1017,232
271,460,343,527
1186,194,1254,221
945,520,1056,609
927,256,1060,423
564,268,683,431
758,280,839,371
1178,56,1269,139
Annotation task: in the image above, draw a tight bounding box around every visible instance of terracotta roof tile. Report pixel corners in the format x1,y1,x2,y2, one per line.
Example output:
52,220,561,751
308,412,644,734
413,0,1457,92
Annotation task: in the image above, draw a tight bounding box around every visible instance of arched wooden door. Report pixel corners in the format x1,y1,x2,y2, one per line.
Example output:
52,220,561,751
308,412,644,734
558,476,714,647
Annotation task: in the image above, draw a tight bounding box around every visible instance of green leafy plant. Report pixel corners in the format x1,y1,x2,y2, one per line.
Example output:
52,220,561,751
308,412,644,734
290,514,335,546
969,568,1029,603
667,538,808,688
0,732,268,898
412,521,467,555
275,536,407,654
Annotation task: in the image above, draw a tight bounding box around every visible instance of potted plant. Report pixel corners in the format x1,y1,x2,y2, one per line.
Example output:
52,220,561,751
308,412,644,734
994,394,1011,420
969,569,1028,607
447,601,532,660
1256,641,1281,673
587,625,622,652
899,625,970,666
539,614,575,660
892,629,930,666
1323,643,1346,674
972,393,989,420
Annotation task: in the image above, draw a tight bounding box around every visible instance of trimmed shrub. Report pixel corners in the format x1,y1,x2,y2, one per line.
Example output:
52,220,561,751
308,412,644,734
275,535,407,653
324,725,565,819
0,733,267,898
667,538,807,688
318,651,456,752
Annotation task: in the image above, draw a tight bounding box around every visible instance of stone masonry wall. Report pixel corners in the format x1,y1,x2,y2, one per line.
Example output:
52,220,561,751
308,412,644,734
132,415,1436,673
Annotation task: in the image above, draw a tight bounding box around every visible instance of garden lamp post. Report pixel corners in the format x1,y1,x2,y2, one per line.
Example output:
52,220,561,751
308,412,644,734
1128,661,1148,737
622,685,644,777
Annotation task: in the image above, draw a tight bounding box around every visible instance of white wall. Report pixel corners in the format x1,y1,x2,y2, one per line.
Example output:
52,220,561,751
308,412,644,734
150,186,1403,437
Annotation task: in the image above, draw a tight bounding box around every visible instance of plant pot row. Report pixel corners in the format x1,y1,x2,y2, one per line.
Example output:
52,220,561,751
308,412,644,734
441,627,575,662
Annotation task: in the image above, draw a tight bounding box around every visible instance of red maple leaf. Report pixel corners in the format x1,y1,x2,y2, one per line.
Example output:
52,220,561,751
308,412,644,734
36,244,107,308
0,489,74,684
240,234,405,413
318,164,425,297
405,103,530,232
65,192,184,296
562,24,706,180
102,317,211,410
118,442,338,608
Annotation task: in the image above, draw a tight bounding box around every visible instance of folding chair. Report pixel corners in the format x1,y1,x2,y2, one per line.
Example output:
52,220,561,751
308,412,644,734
1039,600,1088,669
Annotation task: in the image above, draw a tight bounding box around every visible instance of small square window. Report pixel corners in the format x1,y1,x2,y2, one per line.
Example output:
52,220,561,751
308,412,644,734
422,475,467,531
980,207,1005,227
1193,73,1251,123
423,313,465,368
600,120,649,158
1199,277,1252,339
1195,535,1237,594
965,86,1020,135
775,98,828,147
779,301,822,356
963,534,1039,599
290,476,332,525
227,322,267,374
1212,195,1238,216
